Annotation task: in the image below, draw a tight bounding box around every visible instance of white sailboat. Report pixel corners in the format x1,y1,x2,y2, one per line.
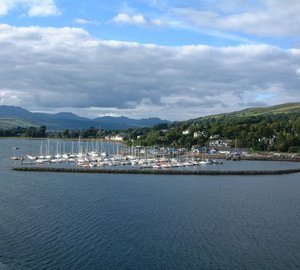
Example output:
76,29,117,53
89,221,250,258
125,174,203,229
11,147,20,160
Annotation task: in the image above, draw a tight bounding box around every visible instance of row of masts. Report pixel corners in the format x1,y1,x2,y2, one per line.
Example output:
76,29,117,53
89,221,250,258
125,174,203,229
37,138,116,158
12,139,223,168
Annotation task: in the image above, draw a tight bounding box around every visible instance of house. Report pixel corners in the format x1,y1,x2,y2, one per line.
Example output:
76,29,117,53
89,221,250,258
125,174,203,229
177,148,188,154
209,139,233,148
193,131,206,138
192,146,208,153
209,134,220,140
182,130,190,135
105,134,124,141
209,148,218,155
258,136,276,145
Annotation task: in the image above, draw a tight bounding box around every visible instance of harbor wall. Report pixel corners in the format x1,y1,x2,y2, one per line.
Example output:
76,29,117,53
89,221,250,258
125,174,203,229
12,167,300,175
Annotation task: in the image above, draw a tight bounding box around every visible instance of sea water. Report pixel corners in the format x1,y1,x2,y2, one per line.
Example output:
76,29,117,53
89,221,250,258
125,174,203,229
0,139,300,269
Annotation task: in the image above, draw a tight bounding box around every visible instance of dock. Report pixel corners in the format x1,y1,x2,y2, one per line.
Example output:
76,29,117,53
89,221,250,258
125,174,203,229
12,166,300,175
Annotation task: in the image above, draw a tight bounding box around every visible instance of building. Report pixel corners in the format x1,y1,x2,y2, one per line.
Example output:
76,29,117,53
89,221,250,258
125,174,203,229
105,134,124,141
182,130,190,135
209,139,233,148
193,131,206,138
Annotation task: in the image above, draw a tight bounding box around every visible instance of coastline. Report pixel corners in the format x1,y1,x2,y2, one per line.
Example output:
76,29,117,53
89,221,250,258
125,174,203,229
191,153,300,162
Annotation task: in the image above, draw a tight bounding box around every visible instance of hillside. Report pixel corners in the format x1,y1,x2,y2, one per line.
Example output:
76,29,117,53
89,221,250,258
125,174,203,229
0,118,38,129
203,102,300,120
130,102,300,153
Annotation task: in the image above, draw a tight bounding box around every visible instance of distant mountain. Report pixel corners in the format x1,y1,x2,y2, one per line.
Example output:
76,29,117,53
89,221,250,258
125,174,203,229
94,116,169,130
0,105,170,130
0,105,32,118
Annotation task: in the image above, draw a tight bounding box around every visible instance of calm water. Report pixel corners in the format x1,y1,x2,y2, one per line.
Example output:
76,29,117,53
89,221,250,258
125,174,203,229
1,139,300,269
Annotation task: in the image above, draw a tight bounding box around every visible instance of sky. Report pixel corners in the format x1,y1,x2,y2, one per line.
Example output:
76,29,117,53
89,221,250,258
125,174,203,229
0,0,300,120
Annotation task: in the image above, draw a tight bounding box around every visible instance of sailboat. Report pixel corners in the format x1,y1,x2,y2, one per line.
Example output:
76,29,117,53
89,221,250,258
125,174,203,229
198,147,211,165
45,139,53,160
11,147,21,160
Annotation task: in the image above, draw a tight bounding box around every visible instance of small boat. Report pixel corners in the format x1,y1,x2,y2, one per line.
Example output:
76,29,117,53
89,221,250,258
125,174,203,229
11,147,21,160
27,154,38,160
198,159,212,165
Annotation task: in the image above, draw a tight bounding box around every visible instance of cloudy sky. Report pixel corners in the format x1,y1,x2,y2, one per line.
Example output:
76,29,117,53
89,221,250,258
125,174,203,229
1,0,300,120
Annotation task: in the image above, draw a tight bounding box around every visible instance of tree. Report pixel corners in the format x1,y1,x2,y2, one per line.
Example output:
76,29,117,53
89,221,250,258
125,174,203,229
62,129,70,138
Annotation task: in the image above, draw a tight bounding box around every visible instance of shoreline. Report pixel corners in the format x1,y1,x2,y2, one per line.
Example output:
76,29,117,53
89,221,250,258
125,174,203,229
2,137,300,162
191,154,300,162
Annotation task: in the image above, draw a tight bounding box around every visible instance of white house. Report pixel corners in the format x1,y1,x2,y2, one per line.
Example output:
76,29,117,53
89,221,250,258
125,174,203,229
193,131,206,138
105,134,124,141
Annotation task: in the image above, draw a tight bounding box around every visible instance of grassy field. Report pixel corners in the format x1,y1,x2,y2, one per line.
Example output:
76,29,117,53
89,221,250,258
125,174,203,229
0,118,38,129
191,102,300,122
235,102,300,117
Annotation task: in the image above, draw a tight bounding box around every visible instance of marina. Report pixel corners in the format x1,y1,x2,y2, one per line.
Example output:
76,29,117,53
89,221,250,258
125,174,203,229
11,138,224,170
10,138,300,175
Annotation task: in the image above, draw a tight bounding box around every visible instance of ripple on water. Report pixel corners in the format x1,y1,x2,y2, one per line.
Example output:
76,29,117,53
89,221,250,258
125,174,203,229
1,139,300,269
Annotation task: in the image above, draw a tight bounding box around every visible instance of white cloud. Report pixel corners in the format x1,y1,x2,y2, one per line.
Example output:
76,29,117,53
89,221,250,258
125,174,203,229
171,0,300,37
150,18,165,26
27,1,60,17
112,13,146,26
74,18,99,26
0,89,23,105
112,13,167,27
1,24,300,120
0,0,60,17
0,0,14,16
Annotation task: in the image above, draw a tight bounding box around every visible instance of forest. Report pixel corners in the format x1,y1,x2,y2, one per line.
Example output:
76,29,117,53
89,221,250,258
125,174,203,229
127,112,300,153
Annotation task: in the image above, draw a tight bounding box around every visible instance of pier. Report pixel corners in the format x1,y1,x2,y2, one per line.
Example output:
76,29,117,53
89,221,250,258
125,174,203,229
12,166,300,175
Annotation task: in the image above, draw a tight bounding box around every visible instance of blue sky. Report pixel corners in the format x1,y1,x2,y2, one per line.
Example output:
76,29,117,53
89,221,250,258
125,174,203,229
1,0,300,120
2,0,298,47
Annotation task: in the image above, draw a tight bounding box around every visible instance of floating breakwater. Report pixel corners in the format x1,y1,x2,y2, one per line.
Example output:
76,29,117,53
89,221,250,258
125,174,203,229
12,167,300,175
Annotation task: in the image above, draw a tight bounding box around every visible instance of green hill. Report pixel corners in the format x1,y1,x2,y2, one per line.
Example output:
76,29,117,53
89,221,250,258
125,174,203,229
210,102,300,119
0,118,38,129
129,102,300,153
183,102,300,125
